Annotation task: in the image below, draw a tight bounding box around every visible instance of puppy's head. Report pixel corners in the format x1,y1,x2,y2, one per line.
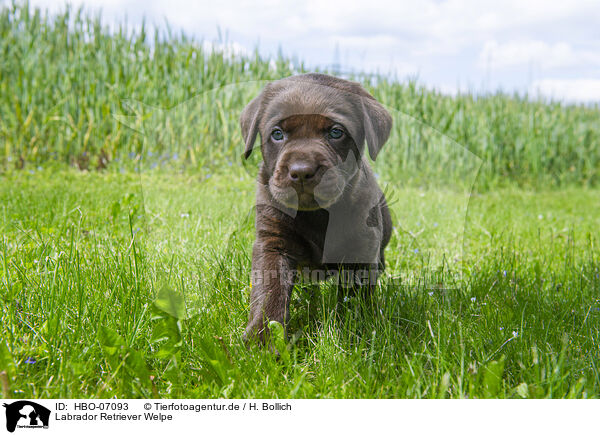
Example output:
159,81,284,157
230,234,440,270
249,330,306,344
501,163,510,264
240,73,392,211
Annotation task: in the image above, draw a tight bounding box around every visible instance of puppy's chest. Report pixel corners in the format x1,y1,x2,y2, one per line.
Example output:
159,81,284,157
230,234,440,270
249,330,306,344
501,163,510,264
294,204,383,265
293,210,329,261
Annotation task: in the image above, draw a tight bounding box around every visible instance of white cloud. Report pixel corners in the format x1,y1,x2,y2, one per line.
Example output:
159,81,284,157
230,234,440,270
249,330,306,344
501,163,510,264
479,40,600,70
23,0,600,102
30,0,600,55
326,35,419,76
530,79,600,103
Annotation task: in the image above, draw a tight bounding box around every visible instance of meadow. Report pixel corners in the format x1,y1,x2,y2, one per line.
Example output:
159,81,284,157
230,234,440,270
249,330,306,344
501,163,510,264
0,3,599,398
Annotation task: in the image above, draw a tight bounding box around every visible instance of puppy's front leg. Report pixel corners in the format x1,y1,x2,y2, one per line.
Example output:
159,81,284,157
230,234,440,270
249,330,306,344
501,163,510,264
244,242,296,344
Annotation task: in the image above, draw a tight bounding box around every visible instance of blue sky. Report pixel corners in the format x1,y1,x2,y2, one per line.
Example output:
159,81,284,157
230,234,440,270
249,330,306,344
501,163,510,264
29,0,600,103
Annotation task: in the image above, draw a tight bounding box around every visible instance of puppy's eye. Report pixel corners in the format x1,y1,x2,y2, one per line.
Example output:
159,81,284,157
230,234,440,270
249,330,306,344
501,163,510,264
329,127,344,139
271,128,284,141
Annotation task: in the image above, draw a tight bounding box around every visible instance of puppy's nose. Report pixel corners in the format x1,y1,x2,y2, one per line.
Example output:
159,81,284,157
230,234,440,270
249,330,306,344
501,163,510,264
288,162,318,182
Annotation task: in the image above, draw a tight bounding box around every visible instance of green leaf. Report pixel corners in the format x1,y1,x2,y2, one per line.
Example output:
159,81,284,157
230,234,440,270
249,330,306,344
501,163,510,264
0,341,16,378
97,326,126,356
151,314,182,360
151,315,181,342
124,348,150,387
567,377,586,398
437,372,451,398
516,382,529,398
97,326,150,390
110,201,120,221
153,287,187,320
268,321,290,365
482,356,506,398
195,336,235,386
150,287,185,361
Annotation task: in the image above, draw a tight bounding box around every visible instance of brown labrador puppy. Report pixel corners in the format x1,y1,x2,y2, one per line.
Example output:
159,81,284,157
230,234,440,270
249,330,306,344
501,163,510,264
240,73,393,343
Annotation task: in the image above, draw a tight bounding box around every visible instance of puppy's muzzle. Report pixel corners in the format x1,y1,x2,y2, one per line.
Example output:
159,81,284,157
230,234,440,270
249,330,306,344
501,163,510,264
288,161,322,184
278,146,328,191
270,146,344,210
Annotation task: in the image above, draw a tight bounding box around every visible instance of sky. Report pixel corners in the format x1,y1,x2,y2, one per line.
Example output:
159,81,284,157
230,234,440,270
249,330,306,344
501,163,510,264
27,0,600,103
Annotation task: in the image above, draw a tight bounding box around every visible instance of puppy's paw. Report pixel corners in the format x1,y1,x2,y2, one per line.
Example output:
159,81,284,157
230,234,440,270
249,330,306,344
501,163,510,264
243,320,287,358
243,318,269,345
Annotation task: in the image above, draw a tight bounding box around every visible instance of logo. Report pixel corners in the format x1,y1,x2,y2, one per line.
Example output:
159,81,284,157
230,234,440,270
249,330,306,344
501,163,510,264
2,401,50,433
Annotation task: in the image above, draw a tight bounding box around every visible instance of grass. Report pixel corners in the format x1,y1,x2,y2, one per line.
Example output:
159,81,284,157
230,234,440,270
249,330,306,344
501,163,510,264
0,169,598,398
0,2,599,398
1,2,599,189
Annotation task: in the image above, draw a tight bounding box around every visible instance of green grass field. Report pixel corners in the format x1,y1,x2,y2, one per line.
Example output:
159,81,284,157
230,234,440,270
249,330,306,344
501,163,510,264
0,3,599,398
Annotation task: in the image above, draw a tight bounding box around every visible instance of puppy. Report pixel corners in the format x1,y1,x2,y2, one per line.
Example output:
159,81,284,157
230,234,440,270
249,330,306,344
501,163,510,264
240,73,393,343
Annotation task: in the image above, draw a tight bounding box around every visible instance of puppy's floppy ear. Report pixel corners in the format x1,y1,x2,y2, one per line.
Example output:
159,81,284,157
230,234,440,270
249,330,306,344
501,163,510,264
361,96,392,161
240,92,264,159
